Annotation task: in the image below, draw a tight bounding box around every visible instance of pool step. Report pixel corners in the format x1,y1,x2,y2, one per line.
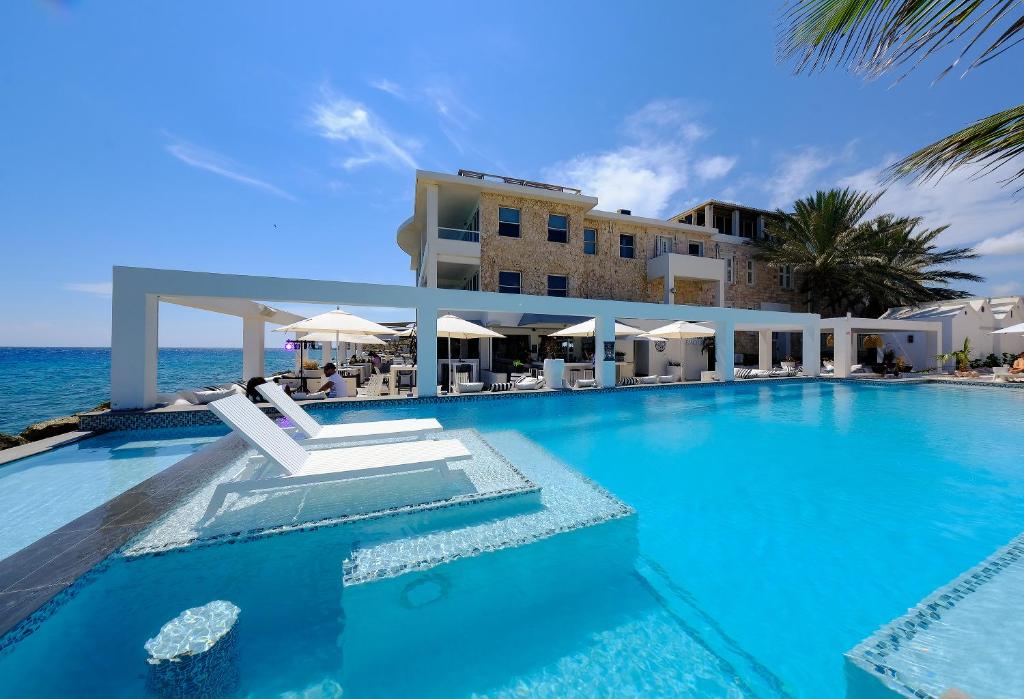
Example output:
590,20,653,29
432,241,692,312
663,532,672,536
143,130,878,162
847,532,1024,699
343,429,634,585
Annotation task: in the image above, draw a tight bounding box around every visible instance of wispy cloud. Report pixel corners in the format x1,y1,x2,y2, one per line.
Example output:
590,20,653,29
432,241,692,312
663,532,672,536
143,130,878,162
992,281,1022,296
766,147,835,208
165,140,296,201
696,156,737,181
313,91,418,171
368,78,405,99
976,230,1024,256
544,100,736,217
65,282,112,296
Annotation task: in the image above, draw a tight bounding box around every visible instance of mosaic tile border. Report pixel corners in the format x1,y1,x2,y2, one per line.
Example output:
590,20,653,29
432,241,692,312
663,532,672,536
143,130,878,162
343,434,637,586
846,532,1024,699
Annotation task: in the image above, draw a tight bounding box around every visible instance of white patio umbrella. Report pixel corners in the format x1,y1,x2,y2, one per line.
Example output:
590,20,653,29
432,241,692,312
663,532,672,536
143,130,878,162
275,309,396,380
639,321,716,374
550,318,644,337
436,315,506,392
298,331,386,364
992,322,1024,335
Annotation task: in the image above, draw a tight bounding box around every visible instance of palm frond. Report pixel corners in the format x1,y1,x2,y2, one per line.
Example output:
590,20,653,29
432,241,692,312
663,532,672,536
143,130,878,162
780,0,1024,82
886,103,1024,184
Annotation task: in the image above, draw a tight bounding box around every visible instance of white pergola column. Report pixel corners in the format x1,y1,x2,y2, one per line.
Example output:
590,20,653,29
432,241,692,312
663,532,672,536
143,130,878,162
833,324,852,378
242,317,265,381
716,321,735,381
731,210,740,237
111,287,159,410
595,314,617,388
758,330,772,370
802,321,821,376
704,203,714,229
417,306,439,397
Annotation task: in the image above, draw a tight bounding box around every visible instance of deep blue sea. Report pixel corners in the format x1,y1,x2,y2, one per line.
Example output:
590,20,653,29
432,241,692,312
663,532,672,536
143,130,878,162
0,347,295,435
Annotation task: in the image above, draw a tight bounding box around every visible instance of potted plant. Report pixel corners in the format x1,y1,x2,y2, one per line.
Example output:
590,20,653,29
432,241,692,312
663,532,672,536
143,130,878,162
780,356,796,371
936,338,978,377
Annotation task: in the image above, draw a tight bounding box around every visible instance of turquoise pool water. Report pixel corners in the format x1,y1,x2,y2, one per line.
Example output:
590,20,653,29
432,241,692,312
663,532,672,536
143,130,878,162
0,427,225,560
2,382,1023,697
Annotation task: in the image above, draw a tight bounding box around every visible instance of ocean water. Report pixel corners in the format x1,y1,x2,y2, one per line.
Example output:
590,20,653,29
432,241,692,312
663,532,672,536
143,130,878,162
0,347,295,435
2,382,1024,697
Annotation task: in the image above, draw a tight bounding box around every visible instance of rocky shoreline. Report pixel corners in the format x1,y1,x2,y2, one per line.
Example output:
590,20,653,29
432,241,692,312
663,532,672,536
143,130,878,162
0,402,109,452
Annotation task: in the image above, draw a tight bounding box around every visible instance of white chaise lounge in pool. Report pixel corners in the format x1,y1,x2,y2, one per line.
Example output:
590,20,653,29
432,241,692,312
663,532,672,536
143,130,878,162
256,382,442,444
204,394,470,520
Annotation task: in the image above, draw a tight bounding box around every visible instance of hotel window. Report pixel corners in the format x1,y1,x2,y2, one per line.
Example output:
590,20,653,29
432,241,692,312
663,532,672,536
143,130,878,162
740,219,756,239
779,264,793,290
547,214,569,243
619,234,635,259
498,207,521,237
687,240,704,257
725,256,734,283
547,274,568,297
583,228,597,255
498,270,521,294
746,260,756,285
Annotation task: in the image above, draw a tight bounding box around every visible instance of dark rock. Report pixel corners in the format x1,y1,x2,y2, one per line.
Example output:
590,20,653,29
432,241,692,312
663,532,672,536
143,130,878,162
20,415,79,442
0,433,28,450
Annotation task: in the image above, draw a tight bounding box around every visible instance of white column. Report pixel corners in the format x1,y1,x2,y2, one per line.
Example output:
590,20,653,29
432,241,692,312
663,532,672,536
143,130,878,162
111,287,159,410
802,321,820,376
417,306,438,397
663,273,674,305
321,340,332,367
758,330,772,370
595,314,617,388
704,203,714,230
425,184,439,289
731,210,740,237
715,321,735,381
717,278,725,307
242,317,265,381
928,327,943,373
833,323,852,378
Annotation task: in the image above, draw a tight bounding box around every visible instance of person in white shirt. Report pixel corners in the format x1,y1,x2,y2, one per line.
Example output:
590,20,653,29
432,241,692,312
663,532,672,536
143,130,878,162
314,363,347,398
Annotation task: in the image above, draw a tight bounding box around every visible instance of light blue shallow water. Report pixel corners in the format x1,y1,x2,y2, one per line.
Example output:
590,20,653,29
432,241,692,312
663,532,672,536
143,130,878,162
2,382,1024,697
0,427,225,560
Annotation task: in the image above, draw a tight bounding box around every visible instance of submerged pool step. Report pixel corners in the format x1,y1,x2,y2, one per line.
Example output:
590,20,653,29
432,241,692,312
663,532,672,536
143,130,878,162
343,429,634,585
847,532,1024,699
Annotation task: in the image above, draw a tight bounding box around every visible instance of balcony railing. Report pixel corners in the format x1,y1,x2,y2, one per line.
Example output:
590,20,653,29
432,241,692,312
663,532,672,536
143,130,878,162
437,227,480,243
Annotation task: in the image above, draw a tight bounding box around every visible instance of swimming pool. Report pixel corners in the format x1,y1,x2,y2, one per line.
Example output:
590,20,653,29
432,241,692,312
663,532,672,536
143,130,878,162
1,382,1022,697
0,427,225,560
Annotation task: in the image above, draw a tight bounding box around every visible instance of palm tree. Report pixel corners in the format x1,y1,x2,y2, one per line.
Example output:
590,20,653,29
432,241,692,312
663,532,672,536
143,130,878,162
779,1,1024,186
937,337,974,373
755,188,982,316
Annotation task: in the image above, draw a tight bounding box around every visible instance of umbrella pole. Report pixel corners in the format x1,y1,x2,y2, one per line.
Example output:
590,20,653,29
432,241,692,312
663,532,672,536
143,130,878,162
679,340,684,382
447,335,452,394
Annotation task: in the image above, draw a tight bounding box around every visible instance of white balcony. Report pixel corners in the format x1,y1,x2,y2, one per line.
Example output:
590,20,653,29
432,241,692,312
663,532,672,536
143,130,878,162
647,253,726,306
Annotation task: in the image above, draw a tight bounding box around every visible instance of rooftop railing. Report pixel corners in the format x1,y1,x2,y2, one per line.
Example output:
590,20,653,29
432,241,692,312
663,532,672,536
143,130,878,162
457,169,583,196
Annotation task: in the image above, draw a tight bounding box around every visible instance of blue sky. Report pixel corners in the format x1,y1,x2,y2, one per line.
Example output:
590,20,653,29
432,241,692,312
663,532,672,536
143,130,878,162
3,1,1022,347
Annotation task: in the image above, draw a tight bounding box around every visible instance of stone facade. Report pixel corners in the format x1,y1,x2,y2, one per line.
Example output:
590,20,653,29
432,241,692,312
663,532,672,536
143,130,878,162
477,191,804,313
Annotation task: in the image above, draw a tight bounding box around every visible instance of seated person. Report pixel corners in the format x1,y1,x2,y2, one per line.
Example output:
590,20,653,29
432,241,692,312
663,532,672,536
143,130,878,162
1011,352,1024,375
245,376,268,402
314,363,348,397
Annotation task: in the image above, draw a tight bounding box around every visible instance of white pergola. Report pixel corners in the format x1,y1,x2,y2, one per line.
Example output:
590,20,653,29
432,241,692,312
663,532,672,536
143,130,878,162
820,316,943,377
160,295,305,381
110,265,828,410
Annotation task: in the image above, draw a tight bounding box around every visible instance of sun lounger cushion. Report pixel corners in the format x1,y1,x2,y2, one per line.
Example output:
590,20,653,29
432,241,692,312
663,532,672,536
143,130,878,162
658,375,675,383
617,377,639,386
575,378,596,388
516,377,543,390
638,375,658,385
490,382,513,392
734,368,753,379
457,382,484,393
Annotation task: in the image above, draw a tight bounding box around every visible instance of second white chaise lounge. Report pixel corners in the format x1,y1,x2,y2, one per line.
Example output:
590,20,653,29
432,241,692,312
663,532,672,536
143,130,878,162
204,394,470,520
256,381,441,444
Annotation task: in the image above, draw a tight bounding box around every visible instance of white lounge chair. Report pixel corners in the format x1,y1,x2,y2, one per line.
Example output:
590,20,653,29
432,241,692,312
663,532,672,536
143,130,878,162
204,395,470,519
256,382,441,444
357,374,386,398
